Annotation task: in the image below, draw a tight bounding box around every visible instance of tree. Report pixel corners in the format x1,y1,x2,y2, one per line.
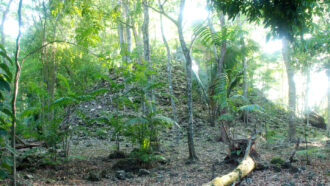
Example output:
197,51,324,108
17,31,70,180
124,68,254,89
211,0,321,141
11,1,23,185
158,1,179,144
149,0,198,160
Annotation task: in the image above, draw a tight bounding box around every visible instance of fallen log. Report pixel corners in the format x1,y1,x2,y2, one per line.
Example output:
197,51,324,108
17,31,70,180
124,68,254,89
0,142,46,151
203,136,256,186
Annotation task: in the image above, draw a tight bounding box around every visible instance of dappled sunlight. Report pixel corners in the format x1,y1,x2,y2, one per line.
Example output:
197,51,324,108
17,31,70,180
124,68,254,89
192,60,199,73
264,39,282,54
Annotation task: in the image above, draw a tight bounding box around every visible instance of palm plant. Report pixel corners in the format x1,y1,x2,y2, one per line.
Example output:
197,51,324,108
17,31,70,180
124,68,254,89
124,111,178,153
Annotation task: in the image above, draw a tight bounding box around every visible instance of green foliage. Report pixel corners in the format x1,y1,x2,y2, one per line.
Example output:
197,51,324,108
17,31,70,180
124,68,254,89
239,104,264,112
0,44,13,180
130,148,166,164
124,112,175,151
211,0,323,40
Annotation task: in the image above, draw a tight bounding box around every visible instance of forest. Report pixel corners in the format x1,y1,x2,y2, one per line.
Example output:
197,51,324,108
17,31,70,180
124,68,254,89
0,0,329,185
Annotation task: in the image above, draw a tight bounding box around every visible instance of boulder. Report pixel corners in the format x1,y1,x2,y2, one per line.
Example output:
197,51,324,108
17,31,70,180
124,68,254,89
305,112,326,129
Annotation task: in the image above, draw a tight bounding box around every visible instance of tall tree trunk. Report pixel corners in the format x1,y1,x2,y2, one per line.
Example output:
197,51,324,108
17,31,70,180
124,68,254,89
143,0,158,150
0,0,13,65
123,0,131,63
117,0,125,64
11,1,23,185
217,12,226,75
207,14,218,127
160,12,179,144
142,0,152,111
41,16,47,136
217,12,232,147
178,0,198,160
327,68,330,135
282,36,296,141
243,58,247,98
132,22,143,64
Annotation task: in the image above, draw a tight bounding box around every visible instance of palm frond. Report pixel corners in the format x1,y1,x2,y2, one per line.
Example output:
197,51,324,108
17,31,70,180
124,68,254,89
152,115,180,128
125,117,148,126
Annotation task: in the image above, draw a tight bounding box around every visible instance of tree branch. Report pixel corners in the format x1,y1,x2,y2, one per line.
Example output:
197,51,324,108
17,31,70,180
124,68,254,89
21,40,101,64
146,4,178,26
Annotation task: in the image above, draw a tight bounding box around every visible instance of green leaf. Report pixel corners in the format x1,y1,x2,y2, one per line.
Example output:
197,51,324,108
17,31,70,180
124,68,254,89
0,78,10,91
52,96,79,108
0,51,13,65
89,88,109,96
0,127,7,137
125,117,148,126
0,168,8,179
239,104,264,112
0,64,12,81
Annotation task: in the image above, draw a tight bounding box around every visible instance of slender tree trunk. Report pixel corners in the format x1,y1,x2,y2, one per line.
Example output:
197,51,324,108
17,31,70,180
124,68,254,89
243,58,247,98
178,0,198,160
0,0,13,65
304,65,310,162
142,0,151,110
143,0,158,151
327,68,330,135
217,12,226,75
11,1,23,185
207,14,218,127
282,36,296,141
41,10,47,135
132,23,143,64
217,12,232,146
160,12,179,144
117,0,125,64
242,57,248,124
123,0,131,63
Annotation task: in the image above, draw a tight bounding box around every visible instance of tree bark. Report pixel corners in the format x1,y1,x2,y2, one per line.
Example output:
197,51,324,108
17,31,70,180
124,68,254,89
123,0,131,63
207,14,218,127
282,37,296,141
327,68,330,135
11,1,23,185
178,0,198,160
132,22,143,64
217,12,226,75
142,0,159,151
117,0,125,64
159,11,179,144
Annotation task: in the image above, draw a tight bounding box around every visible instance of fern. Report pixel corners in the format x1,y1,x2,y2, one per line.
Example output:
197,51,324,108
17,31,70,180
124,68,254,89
239,104,264,112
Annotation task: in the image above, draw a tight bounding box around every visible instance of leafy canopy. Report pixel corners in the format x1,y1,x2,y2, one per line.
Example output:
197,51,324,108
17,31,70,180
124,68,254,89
211,0,323,40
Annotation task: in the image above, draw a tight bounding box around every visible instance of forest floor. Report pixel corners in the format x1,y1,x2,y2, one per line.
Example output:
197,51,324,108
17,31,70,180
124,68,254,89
1,64,329,186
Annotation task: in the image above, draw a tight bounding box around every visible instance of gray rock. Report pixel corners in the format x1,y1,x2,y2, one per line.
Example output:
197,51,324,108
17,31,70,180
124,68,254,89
282,181,295,186
126,172,134,179
169,172,178,177
197,168,203,172
307,171,315,180
87,172,101,181
24,174,33,179
156,175,164,182
115,170,126,180
138,169,150,176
